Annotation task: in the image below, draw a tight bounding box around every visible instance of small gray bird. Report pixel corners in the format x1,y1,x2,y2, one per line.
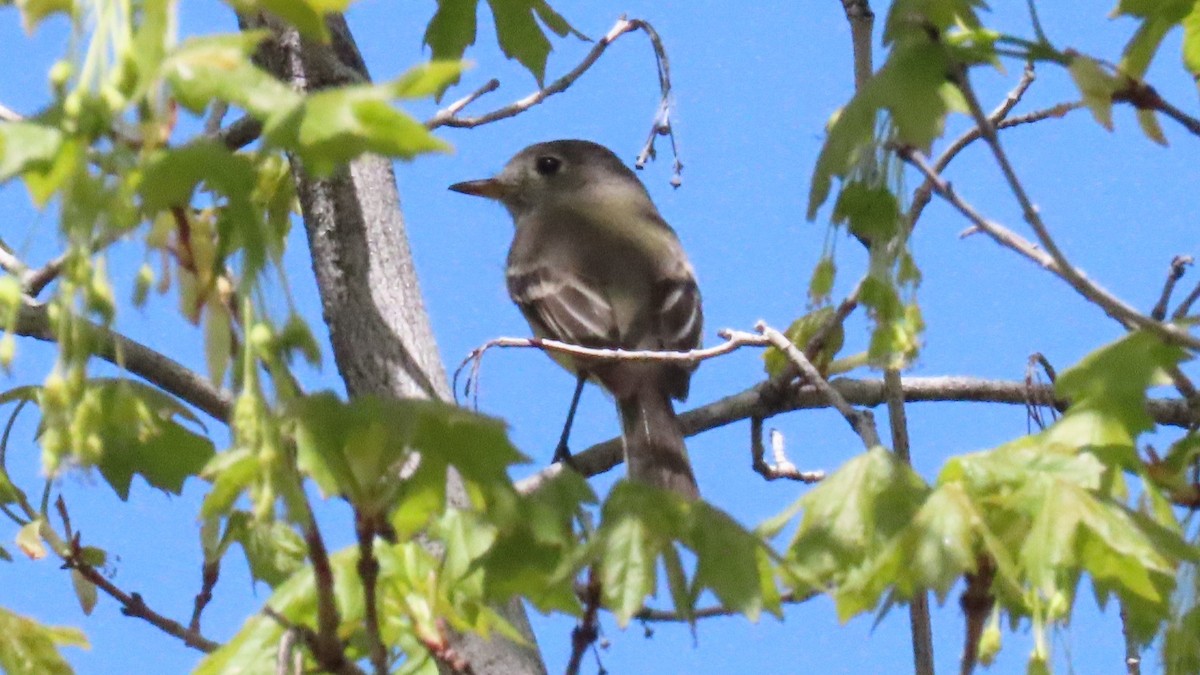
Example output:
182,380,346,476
450,140,703,499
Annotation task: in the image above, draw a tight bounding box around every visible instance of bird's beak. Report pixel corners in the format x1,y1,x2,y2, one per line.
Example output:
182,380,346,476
448,178,507,200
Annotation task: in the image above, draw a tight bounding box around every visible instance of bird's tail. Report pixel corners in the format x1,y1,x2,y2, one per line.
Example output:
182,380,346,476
617,386,700,499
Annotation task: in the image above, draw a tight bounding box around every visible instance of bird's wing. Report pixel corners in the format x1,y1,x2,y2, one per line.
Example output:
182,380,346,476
506,264,620,349
655,276,703,354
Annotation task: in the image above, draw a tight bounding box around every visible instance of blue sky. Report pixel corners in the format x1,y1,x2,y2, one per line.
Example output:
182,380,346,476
2,1,1199,673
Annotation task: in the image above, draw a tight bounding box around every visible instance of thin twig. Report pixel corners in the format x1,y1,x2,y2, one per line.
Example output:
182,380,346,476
756,321,882,448
424,79,500,128
1119,602,1142,675
1172,275,1200,321
1112,79,1200,138
299,498,349,673
839,0,875,90
565,568,602,675
428,18,646,130
47,496,219,653
637,589,819,622
188,558,220,634
950,68,1200,351
910,64,1038,224
628,20,684,186
454,329,769,404
1152,255,1192,321
355,511,388,675
749,419,825,482
885,369,934,675
898,145,1200,352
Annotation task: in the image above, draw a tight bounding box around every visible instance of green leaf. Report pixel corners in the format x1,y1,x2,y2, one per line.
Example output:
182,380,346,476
263,84,451,176
1068,54,1119,131
162,33,300,117
689,503,769,620
12,0,74,33
1120,16,1173,79
600,514,654,625
481,471,593,613
0,606,87,675
1052,330,1186,448
391,61,468,100
785,448,929,587
808,40,964,218
833,181,901,245
763,307,845,378
424,0,480,62
253,0,353,42
290,393,524,518
808,255,836,305
70,569,97,615
65,379,215,500
486,0,584,85
1184,4,1200,81
139,140,267,274
200,448,257,518
203,299,232,387
1136,107,1168,145
224,512,307,587
0,122,64,184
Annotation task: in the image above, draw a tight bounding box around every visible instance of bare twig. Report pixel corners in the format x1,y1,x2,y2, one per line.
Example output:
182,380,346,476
424,79,500,128
898,145,1200,352
355,512,388,675
1152,255,1192,321
637,589,819,622
885,369,934,675
428,18,649,130
48,497,219,653
454,329,770,405
188,558,220,634
959,555,996,675
1024,353,1059,432
910,64,1041,225
565,568,602,675
1112,79,1200,138
949,68,1200,351
1172,275,1200,321
750,419,825,482
757,321,882,448
839,0,875,90
299,499,347,673
1120,602,1142,675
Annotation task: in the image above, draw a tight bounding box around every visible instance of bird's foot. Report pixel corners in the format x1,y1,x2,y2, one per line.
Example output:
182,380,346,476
552,442,578,470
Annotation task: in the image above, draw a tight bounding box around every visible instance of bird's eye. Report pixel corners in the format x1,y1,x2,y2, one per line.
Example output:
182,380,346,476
535,155,561,176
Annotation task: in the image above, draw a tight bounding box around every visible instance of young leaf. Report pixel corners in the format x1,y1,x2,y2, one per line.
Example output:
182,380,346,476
0,606,88,675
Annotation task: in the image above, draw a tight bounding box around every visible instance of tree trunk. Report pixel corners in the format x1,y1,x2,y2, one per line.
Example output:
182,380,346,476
248,14,548,675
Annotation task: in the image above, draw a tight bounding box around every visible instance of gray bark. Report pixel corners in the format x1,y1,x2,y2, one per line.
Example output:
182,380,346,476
248,14,547,675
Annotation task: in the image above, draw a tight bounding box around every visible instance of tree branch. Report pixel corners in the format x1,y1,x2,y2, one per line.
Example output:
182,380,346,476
517,371,1197,493
13,302,233,421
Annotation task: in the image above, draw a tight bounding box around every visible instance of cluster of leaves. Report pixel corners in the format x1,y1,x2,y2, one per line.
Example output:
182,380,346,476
769,331,1197,673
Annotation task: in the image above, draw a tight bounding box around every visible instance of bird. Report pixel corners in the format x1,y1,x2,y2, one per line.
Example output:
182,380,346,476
450,139,703,499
